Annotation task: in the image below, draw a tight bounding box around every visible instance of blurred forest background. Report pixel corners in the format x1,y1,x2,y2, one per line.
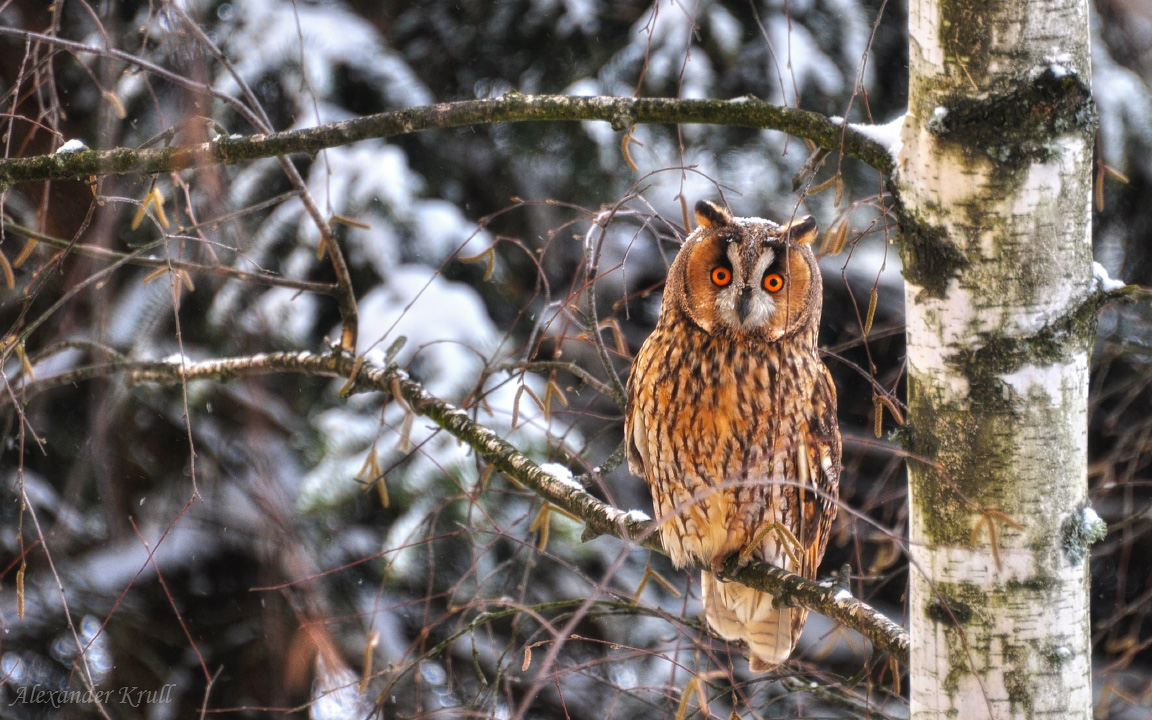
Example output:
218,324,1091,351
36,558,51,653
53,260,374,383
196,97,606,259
0,0,1150,718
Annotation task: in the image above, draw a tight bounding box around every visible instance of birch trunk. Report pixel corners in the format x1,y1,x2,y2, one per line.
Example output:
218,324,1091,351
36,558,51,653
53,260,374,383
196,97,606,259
896,0,1101,716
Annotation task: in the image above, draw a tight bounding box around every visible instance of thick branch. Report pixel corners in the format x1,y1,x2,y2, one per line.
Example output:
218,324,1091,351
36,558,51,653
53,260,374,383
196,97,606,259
0,96,893,187
4,350,908,664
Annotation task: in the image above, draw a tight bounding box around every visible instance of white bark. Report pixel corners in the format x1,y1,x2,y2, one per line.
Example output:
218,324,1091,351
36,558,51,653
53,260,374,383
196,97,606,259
897,0,1097,717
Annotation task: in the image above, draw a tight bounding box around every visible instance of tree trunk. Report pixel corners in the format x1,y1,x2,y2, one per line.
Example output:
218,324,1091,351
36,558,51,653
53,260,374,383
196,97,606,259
897,0,1100,716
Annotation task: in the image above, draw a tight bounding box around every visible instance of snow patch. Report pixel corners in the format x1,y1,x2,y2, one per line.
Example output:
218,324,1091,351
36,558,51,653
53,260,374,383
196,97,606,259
362,347,389,369
311,653,373,720
539,462,582,490
624,509,651,523
23,347,83,382
1041,55,1075,80
352,267,496,397
217,0,432,108
1091,40,1152,177
833,588,852,602
848,114,906,162
55,139,87,154
848,114,905,149
1093,261,1125,291
412,199,489,261
768,19,842,98
246,286,322,345
1081,506,1102,530
927,106,949,134
564,78,600,97
557,0,599,35
621,4,716,100
706,5,743,56
382,496,436,577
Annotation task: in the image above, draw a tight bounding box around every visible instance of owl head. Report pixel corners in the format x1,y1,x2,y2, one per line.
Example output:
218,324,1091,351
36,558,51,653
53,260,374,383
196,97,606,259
664,200,821,343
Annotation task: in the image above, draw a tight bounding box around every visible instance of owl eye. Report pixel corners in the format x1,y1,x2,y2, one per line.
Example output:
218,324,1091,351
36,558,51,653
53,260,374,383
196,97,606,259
711,266,732,286
763,273,785,293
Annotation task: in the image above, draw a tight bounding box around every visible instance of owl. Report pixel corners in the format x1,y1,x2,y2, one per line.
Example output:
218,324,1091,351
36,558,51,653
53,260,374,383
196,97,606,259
625,200,841,672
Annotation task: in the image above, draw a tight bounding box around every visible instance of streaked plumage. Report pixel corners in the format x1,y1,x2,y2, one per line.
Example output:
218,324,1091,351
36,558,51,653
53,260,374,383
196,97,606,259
626,200,841,671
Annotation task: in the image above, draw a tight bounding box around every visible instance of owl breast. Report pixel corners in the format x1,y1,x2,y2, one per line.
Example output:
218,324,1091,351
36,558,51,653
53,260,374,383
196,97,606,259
628,313,831,572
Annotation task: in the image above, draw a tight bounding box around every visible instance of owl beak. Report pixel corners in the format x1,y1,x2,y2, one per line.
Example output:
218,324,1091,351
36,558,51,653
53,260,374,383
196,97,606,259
737,287,753,323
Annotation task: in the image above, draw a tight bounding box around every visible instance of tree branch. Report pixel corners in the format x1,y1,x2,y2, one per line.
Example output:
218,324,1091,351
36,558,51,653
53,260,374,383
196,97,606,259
0,95,894,187
4,350,909,665
2,219,338,295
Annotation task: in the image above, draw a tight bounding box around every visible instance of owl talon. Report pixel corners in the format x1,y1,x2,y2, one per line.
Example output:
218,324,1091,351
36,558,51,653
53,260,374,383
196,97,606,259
712,553,747,582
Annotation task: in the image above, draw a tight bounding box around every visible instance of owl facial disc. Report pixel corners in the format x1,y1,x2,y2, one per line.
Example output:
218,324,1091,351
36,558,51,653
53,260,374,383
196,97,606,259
719,241,777,328
675,201,820,342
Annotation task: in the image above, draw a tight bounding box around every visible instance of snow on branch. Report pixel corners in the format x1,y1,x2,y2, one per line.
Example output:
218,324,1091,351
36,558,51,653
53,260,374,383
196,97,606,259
0,95,895,187
1093,261,1126,292
4,349,910,665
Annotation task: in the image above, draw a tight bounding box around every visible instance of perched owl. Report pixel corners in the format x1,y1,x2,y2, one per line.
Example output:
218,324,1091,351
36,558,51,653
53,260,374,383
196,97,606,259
625,200,841,672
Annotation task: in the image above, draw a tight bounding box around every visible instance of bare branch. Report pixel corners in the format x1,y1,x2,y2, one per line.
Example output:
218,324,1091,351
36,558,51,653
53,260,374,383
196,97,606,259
0,95,894,187
4,350,909,665
2,219,338,295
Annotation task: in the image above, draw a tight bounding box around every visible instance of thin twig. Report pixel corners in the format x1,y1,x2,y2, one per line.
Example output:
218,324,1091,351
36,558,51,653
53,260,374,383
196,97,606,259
166,6,359,354
506,360,619,404
3,218,337,294
584,200,631,408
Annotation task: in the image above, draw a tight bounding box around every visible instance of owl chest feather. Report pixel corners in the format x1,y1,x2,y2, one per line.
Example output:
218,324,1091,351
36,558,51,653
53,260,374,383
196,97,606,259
628,313,828,568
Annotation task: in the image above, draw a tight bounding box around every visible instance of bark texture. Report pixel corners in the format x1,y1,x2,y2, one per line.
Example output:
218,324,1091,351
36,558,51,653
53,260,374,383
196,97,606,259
0,94,891,187
898,0,1098,716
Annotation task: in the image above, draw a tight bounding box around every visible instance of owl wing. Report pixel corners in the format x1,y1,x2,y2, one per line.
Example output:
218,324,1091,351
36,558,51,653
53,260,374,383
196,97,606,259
624,339,655,479
625,404,650,478
796,364,842,578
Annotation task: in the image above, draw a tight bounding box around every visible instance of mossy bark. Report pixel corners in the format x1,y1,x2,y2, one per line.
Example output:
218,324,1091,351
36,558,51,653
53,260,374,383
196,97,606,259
0,95,893,187
898,0,1096,716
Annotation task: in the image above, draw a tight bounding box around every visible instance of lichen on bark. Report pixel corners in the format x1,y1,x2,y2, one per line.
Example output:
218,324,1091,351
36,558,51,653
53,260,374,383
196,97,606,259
902,0,1097,716
927,64,1097,175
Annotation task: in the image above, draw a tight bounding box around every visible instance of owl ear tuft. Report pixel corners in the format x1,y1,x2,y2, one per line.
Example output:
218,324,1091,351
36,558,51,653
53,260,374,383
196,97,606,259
694,200,731,229
783,215,818,245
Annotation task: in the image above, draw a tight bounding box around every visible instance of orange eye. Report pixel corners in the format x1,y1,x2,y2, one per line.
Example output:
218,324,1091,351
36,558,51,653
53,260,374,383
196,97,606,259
763,273,784,293
711,267,732,286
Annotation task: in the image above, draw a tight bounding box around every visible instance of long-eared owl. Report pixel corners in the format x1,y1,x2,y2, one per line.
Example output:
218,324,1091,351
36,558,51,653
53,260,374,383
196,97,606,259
625,200,841,671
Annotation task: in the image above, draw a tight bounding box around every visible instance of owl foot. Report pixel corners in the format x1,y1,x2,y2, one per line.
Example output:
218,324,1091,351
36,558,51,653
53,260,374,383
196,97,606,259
742,521,805,570
711,553,749,583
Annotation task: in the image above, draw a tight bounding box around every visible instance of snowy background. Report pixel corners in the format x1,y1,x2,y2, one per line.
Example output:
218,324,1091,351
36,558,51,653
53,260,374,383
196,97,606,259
0,0,1149,718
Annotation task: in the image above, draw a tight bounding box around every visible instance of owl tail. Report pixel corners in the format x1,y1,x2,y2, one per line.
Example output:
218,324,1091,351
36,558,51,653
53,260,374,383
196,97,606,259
701,571,805,672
